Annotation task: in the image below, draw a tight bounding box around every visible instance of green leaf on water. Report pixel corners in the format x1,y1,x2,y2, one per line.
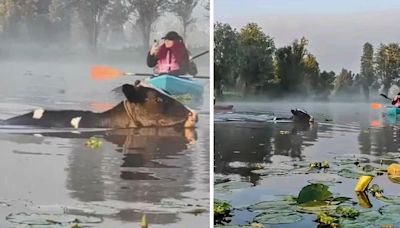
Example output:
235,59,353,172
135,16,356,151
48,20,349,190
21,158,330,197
253,212,303,224
316,212,339,226
297,184,332,204
335,206,359,218
247,200,295,213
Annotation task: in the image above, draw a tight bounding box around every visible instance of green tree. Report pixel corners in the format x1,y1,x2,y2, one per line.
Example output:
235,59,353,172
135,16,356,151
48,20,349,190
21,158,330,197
318,71,335,100
276,37,308,94
238,23,275,95
0,0,37,39
375,43,400,94
127,0,171,52
334,68,354,96
103,0,129,43
168,0,199,39
49,0,73,42
214,22,240,98
73,0,110,52
360,42,374,100
302,53,320,94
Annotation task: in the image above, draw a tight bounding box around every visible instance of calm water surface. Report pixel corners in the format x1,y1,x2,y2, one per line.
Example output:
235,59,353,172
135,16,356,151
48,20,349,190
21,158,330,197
215,101,400,227
0,60,210,227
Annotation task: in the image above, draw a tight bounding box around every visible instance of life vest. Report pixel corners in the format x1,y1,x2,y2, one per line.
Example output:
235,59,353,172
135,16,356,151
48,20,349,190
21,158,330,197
155,49,180,74
393,96,400,108
155,42,188,74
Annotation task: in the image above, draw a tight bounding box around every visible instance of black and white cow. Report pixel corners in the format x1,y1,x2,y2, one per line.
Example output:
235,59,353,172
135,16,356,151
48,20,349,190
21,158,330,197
1,81,197,129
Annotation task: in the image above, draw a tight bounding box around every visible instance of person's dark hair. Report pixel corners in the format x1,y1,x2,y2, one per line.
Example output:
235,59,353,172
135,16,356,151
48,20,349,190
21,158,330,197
162,31,183,41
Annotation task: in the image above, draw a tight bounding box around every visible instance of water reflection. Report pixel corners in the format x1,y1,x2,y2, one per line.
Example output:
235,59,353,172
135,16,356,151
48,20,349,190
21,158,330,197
18,127,197,224
215,121,321,184
215,105,400,182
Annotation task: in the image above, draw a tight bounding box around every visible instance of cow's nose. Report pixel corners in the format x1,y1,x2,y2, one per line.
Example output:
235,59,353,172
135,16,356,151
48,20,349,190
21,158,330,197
188,110,198,123
184,110,198,128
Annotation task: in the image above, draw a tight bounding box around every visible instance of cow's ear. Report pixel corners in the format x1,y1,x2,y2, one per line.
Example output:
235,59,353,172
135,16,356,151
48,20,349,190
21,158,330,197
134,80,141,86
290,109,295,115
122,84,143,102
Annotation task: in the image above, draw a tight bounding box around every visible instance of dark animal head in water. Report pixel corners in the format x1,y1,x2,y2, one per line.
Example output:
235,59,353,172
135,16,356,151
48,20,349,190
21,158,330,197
122,81,197,128
291,109,314,123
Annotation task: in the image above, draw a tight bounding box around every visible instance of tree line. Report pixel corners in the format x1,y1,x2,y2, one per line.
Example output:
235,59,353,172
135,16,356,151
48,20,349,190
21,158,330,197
215,22,400,100
0,0,209,52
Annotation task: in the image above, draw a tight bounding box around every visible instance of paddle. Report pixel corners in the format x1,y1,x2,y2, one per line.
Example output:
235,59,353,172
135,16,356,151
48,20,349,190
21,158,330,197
91,50,209,80
370,94,392,110
380,93,391,100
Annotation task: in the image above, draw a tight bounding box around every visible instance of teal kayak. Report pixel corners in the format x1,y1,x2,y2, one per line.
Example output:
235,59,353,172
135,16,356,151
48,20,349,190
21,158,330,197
387,106,400,116
146,74,203,98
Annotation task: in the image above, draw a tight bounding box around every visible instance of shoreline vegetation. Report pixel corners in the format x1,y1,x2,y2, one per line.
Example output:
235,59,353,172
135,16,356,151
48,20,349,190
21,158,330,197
214,22,400,102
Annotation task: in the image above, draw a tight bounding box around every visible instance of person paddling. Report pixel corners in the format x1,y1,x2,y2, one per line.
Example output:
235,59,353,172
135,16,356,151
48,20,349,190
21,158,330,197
147,31,197,76
392,93,400,108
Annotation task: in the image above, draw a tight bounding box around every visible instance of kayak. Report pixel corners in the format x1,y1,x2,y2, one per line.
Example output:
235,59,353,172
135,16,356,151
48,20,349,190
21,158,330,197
146,74,203,98
387,106,400,116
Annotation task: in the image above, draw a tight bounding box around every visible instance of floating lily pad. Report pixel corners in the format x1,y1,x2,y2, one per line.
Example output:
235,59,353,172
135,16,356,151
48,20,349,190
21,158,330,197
297,201,336,214
340,210,400,228
253,212,303,224
6,212,102,225
247,200,295,213
333,155,371,165
214,181,253,194
31,204,118,216
297,184,332,204
307,179,342,186
250,167,290,176
377,195,400,204
336,164,380,179
379,204,400,215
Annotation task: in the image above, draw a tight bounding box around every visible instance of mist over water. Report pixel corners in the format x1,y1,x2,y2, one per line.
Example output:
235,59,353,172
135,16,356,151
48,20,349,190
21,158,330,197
0,1,210,226
215,101,400,227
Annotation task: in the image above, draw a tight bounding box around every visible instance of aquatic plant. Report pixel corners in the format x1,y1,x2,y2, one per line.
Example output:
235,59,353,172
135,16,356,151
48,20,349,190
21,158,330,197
309,161,330,169
214,200,232,224
297,183,332,204
316,212,339,227
85,137,102,149
335,206,359,218
368,184,383,198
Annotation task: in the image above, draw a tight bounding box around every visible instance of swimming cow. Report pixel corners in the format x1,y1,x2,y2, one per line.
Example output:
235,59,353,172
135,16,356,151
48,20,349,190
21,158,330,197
290,109,314,123
1,81,198,129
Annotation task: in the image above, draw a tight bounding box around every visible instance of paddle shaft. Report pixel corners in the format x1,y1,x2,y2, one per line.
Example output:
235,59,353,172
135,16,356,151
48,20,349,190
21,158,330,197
124,72,209,79
191,50,209,60
380,93,392,100
123,50,210,78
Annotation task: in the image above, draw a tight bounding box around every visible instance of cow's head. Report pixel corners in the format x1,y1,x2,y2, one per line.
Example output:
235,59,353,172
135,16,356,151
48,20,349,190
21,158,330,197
122,81,197,128
291,109,314,123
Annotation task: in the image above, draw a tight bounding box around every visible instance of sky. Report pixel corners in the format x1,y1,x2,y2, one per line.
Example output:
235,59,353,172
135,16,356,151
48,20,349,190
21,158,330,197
214,0,400,73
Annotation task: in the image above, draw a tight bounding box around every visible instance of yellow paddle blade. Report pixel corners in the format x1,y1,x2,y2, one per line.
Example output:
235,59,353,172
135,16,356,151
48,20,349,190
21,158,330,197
90,65,124,80
370,103,382,109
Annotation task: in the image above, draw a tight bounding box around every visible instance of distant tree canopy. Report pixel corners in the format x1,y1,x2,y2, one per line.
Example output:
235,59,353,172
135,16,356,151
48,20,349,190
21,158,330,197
0,0,208,53
214,21,400,100
214,22,240,97
168,0,199,39
238,23,275,95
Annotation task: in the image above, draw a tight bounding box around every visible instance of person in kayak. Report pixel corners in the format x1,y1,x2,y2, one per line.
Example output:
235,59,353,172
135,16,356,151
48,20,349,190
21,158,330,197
392,93,400,108
147,31,197,76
